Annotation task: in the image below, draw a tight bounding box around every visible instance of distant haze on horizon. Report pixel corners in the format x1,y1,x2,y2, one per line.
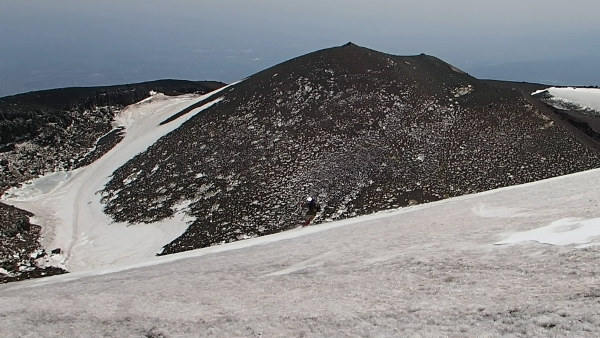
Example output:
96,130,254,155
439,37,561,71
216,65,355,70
1,0,599,97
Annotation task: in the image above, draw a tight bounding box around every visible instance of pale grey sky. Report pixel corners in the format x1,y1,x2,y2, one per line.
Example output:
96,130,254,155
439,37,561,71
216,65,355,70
1,0,599,96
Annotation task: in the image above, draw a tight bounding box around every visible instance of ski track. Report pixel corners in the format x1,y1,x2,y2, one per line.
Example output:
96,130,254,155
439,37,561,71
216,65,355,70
1,85,235,272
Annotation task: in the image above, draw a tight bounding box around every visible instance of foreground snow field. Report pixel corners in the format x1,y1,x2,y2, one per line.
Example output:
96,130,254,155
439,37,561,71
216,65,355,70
2,168,600,337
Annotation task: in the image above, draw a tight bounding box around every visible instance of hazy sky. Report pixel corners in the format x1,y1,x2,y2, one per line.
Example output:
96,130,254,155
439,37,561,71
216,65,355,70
1,0,599,96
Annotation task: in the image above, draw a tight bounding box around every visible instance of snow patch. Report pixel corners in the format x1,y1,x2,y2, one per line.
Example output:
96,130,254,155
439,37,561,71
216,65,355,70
452,85,474,98
496,217,600,246
533,87,600,114
0,267,14,277
1,171,72,201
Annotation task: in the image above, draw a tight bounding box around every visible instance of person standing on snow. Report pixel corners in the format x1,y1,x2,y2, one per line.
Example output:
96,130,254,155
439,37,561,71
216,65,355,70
302,197,321,226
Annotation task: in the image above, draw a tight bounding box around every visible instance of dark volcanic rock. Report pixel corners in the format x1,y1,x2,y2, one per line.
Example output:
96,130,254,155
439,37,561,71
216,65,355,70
531,88,600,152
0,79,224,193
0,203,66,283
99,44,600,254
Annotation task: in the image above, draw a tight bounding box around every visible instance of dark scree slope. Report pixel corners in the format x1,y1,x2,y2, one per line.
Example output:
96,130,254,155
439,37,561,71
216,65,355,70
98,43,600,254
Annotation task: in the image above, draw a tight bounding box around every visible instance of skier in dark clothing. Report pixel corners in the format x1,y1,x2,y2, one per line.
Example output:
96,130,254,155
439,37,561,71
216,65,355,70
302,197,321,226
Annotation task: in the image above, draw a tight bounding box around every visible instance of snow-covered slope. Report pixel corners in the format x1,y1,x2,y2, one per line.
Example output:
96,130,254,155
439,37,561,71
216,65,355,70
534,87,600,114
1,86,232,272
2,167,600,336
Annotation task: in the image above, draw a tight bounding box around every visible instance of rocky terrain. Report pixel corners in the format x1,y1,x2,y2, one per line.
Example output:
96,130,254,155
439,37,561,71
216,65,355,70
0,203,65,283
3,43,600,283
98,43,600,254
532,88,600,149
0,80,224,282
0,79,224,191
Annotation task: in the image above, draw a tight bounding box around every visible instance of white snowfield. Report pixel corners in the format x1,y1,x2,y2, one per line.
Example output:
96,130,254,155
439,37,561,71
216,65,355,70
533,86,600,113
2,168,600,336
2,87,600,336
